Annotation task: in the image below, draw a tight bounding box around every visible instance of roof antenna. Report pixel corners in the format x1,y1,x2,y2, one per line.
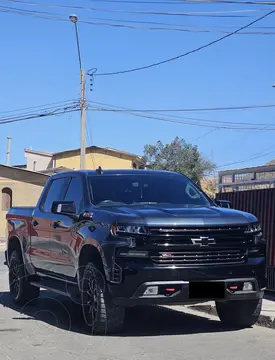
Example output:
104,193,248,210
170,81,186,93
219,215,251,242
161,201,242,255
96,166,103,174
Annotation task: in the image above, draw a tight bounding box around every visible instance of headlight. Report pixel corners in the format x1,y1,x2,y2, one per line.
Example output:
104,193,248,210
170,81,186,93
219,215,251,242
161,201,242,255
245,223,263,245
245,223,262,234
111,224,148,237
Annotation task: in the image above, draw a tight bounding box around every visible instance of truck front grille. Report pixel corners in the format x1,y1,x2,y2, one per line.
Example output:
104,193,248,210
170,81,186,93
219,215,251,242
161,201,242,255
150,249,246,266
148,226,251,248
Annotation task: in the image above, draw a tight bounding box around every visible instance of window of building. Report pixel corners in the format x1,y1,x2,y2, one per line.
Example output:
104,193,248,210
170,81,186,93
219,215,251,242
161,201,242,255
221,186,233,193
234,173,254,183
256,171,275,180
2,188,12,211
221,175,232,184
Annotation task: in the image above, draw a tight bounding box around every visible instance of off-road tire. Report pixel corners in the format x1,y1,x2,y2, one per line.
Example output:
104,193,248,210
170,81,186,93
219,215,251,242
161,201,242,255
9,249,40,305
216,298,262,328
81,262,125,335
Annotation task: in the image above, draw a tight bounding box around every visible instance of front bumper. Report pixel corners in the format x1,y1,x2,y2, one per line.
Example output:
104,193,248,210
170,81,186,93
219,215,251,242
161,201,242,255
108,256,266,307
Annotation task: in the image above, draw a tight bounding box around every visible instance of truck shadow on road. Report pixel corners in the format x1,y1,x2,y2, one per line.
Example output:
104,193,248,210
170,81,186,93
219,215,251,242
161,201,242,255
0,290,239,337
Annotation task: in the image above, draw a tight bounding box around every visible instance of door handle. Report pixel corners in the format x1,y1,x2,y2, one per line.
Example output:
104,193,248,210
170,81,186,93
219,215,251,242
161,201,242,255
32,220,39,227
52,221,61,229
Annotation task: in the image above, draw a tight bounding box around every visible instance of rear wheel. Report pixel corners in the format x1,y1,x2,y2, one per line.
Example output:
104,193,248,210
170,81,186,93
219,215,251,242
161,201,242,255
9,249,40,305
216,298,262,328
81,262,125,335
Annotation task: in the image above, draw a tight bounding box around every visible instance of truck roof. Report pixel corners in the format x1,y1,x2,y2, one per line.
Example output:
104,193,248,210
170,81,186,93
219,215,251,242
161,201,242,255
49,169,181,179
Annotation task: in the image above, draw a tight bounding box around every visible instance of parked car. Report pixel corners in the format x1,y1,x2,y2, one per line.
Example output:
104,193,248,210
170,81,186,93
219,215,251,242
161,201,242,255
5,169,266,334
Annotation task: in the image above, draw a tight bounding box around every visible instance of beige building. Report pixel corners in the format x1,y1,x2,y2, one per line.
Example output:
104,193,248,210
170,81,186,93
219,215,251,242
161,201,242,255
0,165,49,241
0,145,142,240
24,146,142,172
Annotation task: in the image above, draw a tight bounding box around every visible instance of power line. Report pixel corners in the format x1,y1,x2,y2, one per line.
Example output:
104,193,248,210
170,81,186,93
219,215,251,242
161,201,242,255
88,104,275,130
84,14,275,29
2,5,275,36
2,0,266,17
96,8,275,75
0,109,79,125
81,19,275,35
217,144,275,168
82,7,262,16
88,100,275,128
86,0,275,5
0,103,79,121
0,105,80,125
192,128,220,141
89,100,275,113
173,0,275,5
0,99,79,115
88,100,275,162
84,15,275,30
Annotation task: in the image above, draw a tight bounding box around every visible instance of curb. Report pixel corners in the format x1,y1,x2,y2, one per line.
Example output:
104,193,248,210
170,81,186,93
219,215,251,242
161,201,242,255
187,304,275,329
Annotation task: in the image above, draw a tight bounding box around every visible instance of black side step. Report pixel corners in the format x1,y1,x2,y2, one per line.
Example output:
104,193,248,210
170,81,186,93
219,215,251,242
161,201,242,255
30,277,80,300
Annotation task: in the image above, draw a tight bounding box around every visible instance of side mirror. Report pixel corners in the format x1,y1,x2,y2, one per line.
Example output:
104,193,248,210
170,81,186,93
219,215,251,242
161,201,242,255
51,201,76,216
216,199,231,208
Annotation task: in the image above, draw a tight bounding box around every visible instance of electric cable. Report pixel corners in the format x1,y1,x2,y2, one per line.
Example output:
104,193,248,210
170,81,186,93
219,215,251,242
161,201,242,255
88,100,275,115
96,8,275,75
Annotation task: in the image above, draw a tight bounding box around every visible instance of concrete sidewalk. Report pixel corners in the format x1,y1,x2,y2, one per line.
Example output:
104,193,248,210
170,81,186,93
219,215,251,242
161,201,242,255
187,294,275,329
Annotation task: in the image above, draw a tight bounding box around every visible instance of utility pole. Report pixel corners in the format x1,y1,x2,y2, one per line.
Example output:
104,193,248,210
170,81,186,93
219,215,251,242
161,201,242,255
80,69,86,170
70,14,86,169
6,136,11,166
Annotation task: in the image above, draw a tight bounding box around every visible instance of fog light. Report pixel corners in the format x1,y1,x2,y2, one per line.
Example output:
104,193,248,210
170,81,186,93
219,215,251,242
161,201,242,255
143,286,158,296
243,282,253,291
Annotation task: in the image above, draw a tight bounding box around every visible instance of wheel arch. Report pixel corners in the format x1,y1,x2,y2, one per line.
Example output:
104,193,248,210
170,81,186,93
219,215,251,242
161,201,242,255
78,244,109,284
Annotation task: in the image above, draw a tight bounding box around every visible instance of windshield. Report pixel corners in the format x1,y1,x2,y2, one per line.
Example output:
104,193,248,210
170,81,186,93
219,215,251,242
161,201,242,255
88,174,212,208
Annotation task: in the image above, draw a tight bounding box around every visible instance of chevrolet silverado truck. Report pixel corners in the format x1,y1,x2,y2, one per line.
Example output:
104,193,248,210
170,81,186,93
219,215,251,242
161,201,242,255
5,169,266,334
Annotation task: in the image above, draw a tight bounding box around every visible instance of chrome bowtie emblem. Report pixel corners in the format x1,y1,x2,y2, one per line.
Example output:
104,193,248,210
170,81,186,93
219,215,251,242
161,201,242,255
191,236,216,246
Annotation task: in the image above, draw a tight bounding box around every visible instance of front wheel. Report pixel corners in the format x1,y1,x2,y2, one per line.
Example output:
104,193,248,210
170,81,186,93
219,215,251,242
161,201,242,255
81,262,125,335
215,298,262,328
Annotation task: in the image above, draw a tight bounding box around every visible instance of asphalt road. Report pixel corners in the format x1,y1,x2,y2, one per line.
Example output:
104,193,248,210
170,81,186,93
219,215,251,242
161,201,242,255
0,250,275,360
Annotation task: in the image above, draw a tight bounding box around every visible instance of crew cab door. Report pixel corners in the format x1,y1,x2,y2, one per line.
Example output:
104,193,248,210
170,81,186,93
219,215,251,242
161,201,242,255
47,175,84,278
31,177,69,272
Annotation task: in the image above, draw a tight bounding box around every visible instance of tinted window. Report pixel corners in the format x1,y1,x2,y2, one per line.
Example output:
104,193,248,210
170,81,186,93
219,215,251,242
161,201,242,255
42,178,68,212
89,174,211,207
64,177,83,212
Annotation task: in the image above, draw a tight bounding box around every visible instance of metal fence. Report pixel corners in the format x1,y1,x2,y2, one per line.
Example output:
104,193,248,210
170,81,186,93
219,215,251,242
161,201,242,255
216,188,275,291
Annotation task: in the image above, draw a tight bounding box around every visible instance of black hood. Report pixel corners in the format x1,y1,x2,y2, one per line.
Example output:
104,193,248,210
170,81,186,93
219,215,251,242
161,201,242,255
101,205,258,227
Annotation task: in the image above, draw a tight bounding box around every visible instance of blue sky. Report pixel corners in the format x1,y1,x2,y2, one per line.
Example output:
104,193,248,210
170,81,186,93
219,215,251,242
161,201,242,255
0,0,275,172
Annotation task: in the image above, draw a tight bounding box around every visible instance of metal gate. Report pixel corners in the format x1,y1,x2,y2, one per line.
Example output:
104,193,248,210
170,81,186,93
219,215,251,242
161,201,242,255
216,189,275,291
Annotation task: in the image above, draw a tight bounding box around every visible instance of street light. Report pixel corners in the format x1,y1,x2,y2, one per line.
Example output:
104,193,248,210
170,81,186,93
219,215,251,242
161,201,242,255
69,14,86,170
69,14,78,23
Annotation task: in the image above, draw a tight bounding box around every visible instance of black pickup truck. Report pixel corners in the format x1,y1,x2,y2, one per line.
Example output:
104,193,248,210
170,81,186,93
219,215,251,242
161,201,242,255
5,169,266,334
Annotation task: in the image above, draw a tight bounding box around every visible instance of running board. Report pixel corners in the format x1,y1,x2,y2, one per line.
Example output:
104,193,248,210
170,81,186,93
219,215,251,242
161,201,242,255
30,277,80,300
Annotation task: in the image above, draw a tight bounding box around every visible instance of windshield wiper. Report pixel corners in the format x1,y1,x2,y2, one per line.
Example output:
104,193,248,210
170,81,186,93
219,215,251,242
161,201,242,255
96,201,127,207
128,202,170,206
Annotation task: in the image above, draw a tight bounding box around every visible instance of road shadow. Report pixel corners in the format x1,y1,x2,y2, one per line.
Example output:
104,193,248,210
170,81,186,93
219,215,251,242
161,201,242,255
0,290,239,337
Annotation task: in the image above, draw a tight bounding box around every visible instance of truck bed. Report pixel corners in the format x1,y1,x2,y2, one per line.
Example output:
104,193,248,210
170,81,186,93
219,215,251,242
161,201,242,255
7,206,35,218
